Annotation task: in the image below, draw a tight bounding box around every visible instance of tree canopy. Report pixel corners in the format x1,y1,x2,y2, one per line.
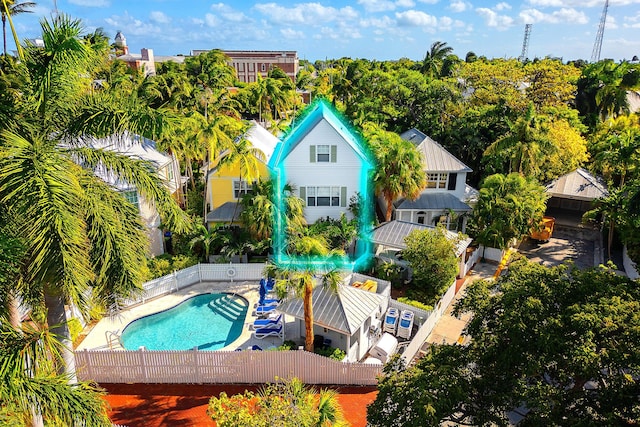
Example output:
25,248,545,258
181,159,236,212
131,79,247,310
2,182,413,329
368,258,640,426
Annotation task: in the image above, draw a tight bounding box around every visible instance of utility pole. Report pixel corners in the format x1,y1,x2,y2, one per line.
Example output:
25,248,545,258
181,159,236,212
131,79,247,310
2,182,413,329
591,0,609,63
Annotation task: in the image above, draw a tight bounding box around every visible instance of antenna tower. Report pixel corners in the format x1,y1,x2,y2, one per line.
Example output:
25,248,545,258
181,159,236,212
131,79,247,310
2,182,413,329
591,0,609,62
519,24,532,62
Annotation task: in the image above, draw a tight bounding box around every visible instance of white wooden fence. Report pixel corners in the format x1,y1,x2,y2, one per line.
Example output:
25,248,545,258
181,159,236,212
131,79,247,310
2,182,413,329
75,348,382,386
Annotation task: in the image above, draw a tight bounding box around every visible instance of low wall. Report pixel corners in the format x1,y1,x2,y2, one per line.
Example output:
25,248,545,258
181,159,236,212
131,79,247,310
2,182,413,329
480,245,504,263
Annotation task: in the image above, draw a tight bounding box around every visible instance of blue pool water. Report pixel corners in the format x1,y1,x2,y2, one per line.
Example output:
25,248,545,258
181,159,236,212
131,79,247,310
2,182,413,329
121,293,248,351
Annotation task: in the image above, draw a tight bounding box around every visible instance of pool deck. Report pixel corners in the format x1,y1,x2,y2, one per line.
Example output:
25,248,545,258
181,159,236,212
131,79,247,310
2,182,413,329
76,281,288,352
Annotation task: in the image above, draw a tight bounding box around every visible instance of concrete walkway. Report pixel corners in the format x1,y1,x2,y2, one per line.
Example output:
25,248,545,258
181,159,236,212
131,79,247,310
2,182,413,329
424,261,497,347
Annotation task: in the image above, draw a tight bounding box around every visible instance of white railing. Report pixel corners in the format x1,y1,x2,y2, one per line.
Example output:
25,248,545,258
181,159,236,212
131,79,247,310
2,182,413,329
118,263,266,308
399,279,457,364
461,247,481,277
75,348,382,386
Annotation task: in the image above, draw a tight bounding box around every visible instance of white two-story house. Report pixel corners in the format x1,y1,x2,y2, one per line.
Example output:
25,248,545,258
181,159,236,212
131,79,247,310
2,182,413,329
83,133,182,256
394,128,475,232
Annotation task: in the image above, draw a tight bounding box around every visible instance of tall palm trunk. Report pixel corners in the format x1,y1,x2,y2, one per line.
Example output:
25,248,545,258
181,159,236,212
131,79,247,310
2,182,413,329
304,279,314,352
8,289,21,329
2,13,6,56
44,291,77,382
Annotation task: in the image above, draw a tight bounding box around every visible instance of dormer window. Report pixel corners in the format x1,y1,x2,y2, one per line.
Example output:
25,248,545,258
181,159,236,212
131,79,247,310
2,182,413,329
426,173,448,189
309,145,336,163
316,144,330,162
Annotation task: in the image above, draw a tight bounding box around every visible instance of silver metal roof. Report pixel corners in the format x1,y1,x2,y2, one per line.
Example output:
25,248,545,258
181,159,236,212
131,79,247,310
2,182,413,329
545,168,608,201
277,281,386,335
400,128,472,173
205,201,242,222
372,220,472,257
396,192,472,211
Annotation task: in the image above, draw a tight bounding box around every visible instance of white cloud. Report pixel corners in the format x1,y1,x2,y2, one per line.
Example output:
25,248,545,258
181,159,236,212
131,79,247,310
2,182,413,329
360,15,396,29
68,0,110,6
280,28,304,39
495,2,512,11
204,13,220,28
519,7,588,24
397,0,416,7
395,10,438,26
417,0,439,4
476,8,514,29
527,0,640,6
104,13,160,37
450,0,471,12
254,3,358,26
149,11,170,25
358,0,397,12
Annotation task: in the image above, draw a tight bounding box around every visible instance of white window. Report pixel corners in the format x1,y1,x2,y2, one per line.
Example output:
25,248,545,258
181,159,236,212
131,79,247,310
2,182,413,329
165,164,174,181
426,173,448,189
305,186,344,207
123,190,140,212
316,145,330,162
233,180,252,198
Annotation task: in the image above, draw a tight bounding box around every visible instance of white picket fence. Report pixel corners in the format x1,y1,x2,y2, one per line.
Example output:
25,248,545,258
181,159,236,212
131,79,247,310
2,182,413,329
75,348,382,386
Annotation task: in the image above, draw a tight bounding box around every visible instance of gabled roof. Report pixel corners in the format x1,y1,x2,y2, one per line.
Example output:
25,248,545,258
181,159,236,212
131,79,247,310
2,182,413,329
205,201,242,223
372,220,472,257
395,192,472,211
243,120,279,163
399,128,472,173
545,168,608,201
278,282,386,335
268,99,375,169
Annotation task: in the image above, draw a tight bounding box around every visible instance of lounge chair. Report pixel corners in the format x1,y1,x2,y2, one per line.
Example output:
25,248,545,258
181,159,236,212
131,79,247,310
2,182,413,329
396,310,414,339
254,302,278,317
383,307,399,335
257,297,280,307
249,313,283,330
252,323,284,339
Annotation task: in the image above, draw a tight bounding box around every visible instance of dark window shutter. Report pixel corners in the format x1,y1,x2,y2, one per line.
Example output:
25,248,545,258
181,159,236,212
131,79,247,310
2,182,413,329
341,187,347,207
310,146,316,163
447,173,457,191
330,145,337,163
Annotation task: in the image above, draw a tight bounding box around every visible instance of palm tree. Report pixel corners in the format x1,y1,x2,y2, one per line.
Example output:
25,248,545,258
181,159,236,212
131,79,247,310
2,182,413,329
483,104,555,179
188,224,229,262
420,41,453,78
265,235,343,352
591,115,640,188
217,127,266,224
0,321,112,426
0,15,188,381
365,123,426,221
1,0,34,57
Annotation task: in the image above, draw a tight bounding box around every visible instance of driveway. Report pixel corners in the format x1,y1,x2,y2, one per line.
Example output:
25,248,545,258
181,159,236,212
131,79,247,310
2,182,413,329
517,236,598,270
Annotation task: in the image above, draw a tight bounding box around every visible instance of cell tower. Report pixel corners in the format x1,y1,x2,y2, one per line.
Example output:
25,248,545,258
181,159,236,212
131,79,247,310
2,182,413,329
591,0,609,62
519,24,532,62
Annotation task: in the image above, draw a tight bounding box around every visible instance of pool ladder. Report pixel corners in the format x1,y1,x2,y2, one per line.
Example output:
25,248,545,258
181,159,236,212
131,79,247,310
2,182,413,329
105,330,121,350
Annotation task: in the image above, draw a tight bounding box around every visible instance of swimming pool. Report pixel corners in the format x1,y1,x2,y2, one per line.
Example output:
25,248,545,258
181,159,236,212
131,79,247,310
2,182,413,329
120,293,248,351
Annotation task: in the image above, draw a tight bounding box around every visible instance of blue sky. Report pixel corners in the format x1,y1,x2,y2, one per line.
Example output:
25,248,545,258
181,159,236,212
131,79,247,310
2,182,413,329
8,1,640,62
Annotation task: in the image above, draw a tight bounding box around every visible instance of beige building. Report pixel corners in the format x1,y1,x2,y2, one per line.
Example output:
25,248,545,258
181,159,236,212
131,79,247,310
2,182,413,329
191,49,298,83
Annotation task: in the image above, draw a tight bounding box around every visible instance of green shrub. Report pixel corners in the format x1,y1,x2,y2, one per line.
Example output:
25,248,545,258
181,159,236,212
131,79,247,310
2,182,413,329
145,253,199,280
398,297,433,312
277,340,298,351
68,317,83,342
315,346,346,361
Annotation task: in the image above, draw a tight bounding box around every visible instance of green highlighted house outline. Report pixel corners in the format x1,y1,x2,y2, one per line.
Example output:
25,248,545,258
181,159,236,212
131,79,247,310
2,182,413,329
268,99,376,271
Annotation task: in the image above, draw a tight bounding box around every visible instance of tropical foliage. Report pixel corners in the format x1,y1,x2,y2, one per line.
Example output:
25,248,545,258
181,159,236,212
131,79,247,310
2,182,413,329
368,258,640,426
208,378,348,427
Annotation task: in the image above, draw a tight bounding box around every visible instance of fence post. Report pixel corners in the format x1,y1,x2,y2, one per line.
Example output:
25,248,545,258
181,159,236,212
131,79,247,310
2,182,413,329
81,348,93,380
198,263,203,283
173,270,178,292
193,348,200,382
138,347,148,383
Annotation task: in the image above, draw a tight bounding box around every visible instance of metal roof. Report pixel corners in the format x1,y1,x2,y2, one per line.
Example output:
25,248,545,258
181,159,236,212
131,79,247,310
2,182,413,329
400,128,472,173
277,281,386,335
545,168,608,201
205,201,243,223
372,220,472,257
396,192,472,211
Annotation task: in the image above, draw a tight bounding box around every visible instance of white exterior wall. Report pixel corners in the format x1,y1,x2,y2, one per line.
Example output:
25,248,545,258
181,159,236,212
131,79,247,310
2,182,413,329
138,196,164,256
283,119,363,224
421,171,468,200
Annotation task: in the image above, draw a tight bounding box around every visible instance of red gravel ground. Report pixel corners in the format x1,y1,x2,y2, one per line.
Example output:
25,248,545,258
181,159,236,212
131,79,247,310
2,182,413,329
103,383,378,427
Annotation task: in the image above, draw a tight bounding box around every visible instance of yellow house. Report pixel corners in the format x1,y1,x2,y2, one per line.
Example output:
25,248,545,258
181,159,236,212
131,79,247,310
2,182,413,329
205,121,278,227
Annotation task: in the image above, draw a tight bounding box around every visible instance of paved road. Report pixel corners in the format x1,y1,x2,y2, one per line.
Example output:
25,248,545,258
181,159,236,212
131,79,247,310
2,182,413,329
517,236,598,269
